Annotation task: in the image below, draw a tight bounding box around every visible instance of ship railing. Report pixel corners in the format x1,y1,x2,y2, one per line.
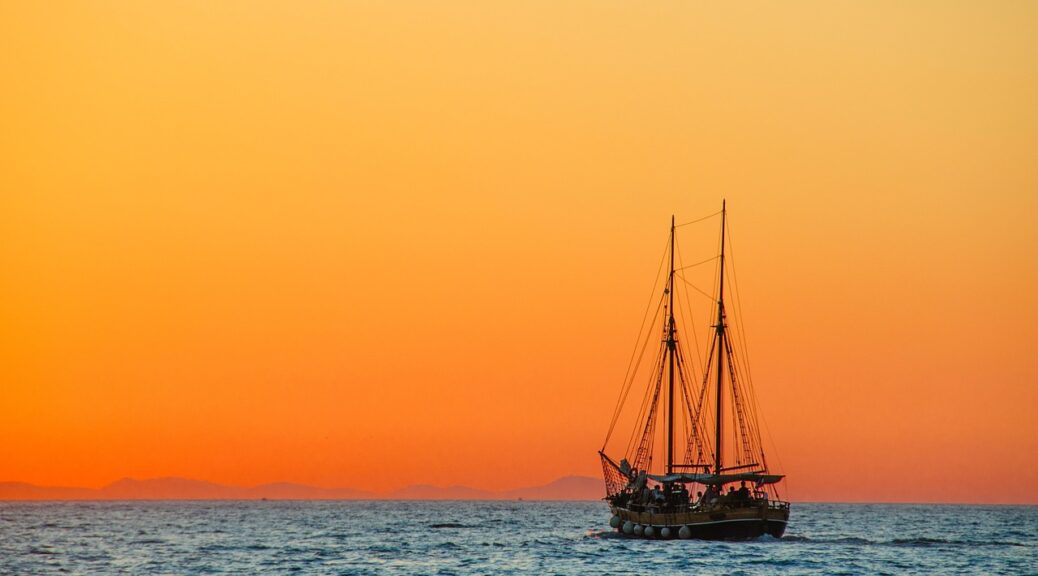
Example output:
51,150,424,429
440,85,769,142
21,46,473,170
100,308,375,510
618,497,790,514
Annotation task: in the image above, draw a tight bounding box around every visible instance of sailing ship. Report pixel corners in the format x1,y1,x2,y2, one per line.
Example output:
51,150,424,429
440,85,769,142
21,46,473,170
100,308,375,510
599,201,790,540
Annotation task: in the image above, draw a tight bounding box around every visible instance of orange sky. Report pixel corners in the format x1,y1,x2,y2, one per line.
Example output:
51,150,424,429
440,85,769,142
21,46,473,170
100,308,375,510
2,1,1036,503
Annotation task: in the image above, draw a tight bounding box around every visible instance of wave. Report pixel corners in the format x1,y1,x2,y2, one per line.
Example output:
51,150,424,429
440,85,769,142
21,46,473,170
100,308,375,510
777,535,870,545
583,532,1030,548
128,538,165,545
779,535,1030,548
584,529,621,539
890,537,1030,548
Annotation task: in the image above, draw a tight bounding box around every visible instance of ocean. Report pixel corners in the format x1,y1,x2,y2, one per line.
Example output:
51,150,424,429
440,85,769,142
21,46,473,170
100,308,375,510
1,501,1035,575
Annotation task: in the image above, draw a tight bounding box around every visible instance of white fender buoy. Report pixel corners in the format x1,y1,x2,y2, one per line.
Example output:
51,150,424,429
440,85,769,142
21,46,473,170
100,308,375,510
679,525,692,539
609,515,621,529
622,521,634,535
644,526,655,538
661,526,672,539
633,524,644,536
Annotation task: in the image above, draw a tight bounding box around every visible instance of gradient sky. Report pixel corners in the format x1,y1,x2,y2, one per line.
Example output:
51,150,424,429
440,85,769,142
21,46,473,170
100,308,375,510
2,1,1036,503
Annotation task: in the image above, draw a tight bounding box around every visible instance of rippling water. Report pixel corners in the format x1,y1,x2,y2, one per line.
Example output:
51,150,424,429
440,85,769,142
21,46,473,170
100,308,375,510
1,501,1035,574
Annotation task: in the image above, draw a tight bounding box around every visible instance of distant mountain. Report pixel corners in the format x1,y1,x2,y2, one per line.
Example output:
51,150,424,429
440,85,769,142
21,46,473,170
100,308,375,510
0,475,602,501
0,482,97,500
0,477,373,501
501,475,604,501
384,475,603,501
102,477,242,499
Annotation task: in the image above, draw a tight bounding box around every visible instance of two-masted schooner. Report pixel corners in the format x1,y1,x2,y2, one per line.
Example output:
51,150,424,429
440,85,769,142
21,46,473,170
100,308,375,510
599,202,790,540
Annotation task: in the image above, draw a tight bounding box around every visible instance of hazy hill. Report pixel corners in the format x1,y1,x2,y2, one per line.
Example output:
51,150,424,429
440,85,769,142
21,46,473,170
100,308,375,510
0,475,602,501
0,482,97,500
387,476,603,500
0,478,373,500
501,475,604,500
102,477,242,499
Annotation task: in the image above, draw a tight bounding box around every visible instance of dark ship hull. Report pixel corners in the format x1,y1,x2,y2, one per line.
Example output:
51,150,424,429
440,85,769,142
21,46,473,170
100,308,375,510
609,502,789,540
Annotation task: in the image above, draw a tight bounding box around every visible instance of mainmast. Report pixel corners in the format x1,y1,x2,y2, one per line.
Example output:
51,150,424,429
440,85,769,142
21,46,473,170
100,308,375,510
714,200,726,475
666,215,676,475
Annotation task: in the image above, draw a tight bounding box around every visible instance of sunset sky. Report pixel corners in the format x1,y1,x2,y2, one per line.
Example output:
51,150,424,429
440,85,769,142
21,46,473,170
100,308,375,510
2,1,1036,504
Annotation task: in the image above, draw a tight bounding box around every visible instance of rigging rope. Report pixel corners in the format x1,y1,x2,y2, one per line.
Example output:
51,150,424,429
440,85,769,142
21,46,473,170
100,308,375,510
631,345,667,471
725,215,780,475
674,272,716,302
602,233,669,449
675,255,719,271
676,250,705,380
625,338,666,459
675,210,722,228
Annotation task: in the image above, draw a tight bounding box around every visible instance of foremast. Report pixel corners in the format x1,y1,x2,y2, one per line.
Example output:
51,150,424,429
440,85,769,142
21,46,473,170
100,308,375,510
666,216,677,475
714,200,726,475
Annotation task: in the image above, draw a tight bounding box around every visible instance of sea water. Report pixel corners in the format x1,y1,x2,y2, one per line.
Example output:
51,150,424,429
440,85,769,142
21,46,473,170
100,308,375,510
1,501,1035,575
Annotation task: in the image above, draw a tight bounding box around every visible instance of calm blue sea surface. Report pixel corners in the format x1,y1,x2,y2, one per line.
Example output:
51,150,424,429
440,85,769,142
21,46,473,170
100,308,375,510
1,501,1035,575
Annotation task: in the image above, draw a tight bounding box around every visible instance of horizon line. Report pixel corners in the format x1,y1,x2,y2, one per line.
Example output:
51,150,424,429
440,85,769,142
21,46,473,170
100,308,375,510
1,476,1035,506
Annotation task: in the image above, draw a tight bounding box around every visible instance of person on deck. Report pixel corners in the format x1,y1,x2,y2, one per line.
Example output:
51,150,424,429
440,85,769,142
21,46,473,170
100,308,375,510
676,483,689,507
700,485,720,507
736,481,751,501
723,486,735,506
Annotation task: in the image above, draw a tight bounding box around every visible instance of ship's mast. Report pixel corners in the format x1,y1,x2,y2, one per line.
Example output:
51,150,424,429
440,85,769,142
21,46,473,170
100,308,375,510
666,215,676,475
714,200,726,475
